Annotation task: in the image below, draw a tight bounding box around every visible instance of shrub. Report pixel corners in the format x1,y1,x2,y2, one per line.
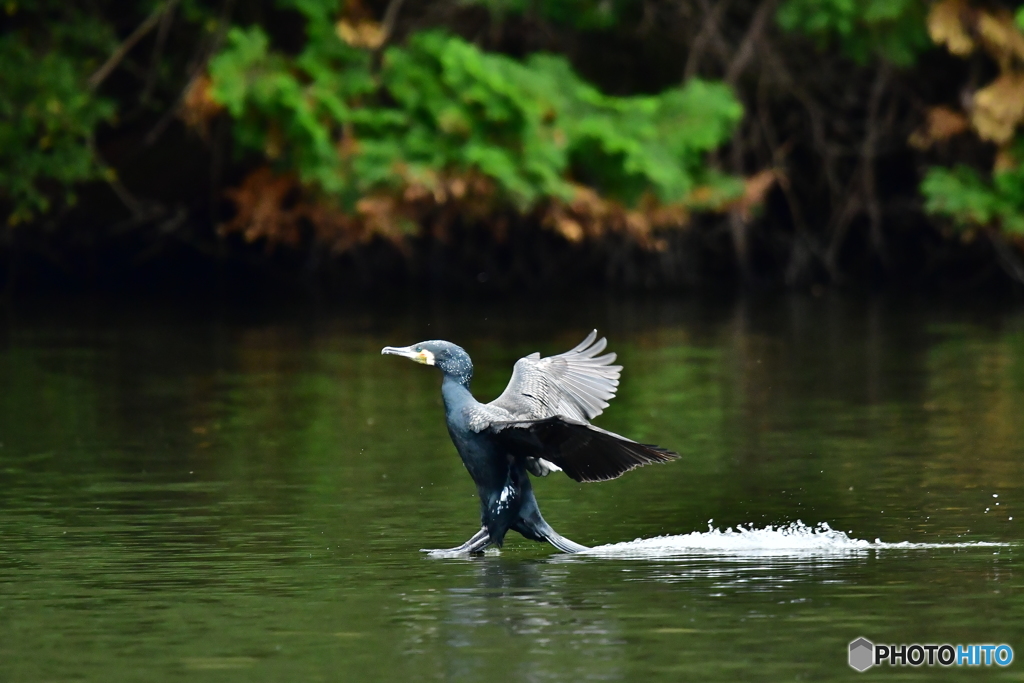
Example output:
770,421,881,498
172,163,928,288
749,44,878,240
207,8,743,249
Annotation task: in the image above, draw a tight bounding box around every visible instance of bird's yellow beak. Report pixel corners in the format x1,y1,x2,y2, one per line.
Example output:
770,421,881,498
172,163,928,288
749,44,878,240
382,345,435,365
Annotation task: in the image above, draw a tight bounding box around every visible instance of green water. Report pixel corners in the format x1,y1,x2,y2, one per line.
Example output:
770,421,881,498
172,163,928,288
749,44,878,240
1,296,1022,681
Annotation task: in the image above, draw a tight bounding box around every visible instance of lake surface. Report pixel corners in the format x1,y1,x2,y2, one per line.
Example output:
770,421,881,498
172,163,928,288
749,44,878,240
1,295,1022,681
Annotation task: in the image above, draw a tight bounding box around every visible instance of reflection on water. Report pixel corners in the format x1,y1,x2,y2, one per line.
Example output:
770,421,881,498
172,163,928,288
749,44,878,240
0,295,1022,681
400,561,626,682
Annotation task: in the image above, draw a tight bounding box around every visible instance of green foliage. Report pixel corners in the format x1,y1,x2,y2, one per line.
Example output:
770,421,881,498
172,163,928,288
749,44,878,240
209,24,375,197
380,31,742,206
776,0,931,66
922,149,1024,235
1,0,740,231
0,1,117,224
210,24,743,211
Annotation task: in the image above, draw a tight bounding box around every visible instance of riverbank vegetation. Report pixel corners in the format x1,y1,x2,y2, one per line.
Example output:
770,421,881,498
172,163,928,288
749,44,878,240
4,0,1024,294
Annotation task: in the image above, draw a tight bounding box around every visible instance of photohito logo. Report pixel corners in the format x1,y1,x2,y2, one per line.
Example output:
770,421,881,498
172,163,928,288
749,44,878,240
849,638,1013,671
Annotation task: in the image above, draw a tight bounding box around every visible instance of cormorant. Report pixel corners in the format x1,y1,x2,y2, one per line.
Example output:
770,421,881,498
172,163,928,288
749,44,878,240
382,330,678,554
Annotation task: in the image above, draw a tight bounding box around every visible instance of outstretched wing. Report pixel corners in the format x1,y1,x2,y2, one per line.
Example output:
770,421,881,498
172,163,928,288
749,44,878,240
488,330,622,423
486,417,678,483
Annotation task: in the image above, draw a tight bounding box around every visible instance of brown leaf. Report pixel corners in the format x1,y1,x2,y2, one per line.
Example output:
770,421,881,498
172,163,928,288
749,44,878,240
555,217,584,242
976,10,1024,68
568,185,607,217
336,19,385,50
648,204,689,228
687,185,718,206
993,140,1022,173
180,75,224,138
448,177,467,199
928,0,974,56
972,73,1024,143
737,169,778,221
222,168,303,248
908,105,971,149
624,212,650,238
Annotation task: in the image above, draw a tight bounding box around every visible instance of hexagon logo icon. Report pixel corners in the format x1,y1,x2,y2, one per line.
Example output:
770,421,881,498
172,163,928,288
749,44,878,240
849,638,874,672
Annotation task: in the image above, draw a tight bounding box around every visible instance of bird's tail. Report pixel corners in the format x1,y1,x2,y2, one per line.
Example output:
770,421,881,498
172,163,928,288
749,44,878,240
544,531,588,554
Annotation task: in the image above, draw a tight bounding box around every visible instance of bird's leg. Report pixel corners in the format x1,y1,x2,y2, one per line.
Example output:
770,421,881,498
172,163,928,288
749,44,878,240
420,526,491,555
463,529,493,554
542,528,588,554
512,490,589,554
513,518,587,553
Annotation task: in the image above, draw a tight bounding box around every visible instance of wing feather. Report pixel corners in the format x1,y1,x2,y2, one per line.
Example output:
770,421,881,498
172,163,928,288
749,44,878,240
488,330,622,423
487,417,678,483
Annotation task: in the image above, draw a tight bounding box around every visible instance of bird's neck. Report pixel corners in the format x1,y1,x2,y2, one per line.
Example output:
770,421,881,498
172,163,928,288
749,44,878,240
441,373,474,414
438,353,473,387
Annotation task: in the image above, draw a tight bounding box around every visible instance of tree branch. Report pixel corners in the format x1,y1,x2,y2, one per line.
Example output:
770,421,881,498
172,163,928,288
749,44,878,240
684,0,732,80
140,0,181,104
990,231,1024,285
89,2,173,90
862,63,890,265
144,0,236,147
726,0,776,86
379,0,407,46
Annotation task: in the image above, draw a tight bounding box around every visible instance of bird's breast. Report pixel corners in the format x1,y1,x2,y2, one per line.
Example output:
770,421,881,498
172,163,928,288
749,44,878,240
446,425,509,489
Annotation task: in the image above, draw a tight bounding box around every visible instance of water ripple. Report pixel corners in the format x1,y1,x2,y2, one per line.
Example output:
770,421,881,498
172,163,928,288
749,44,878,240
579,521,1009,558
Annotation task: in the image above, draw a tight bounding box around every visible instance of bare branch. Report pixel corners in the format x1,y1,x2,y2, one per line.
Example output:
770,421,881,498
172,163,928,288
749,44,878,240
684,0,732,81
89,2,173,90
824,189,862,281
144,0,236,147
759,44,844,205
141,0,181,104
990,232,1024,285
862,64,891,265
726,0,776,86
379,0,408,46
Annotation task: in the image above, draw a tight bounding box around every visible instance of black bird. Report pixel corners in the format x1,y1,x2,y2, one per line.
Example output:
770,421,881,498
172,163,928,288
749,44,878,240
382,330,678,554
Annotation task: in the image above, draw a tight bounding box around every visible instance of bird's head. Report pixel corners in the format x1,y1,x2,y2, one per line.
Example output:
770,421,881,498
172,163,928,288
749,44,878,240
381,340,473,384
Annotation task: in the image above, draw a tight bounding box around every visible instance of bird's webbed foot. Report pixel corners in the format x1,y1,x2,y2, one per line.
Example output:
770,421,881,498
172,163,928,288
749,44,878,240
544,531,588,554
420,526,491,556
512,511,589,554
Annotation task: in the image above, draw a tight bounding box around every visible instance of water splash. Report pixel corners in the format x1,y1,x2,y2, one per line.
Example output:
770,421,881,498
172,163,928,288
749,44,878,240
580,521,1008,559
